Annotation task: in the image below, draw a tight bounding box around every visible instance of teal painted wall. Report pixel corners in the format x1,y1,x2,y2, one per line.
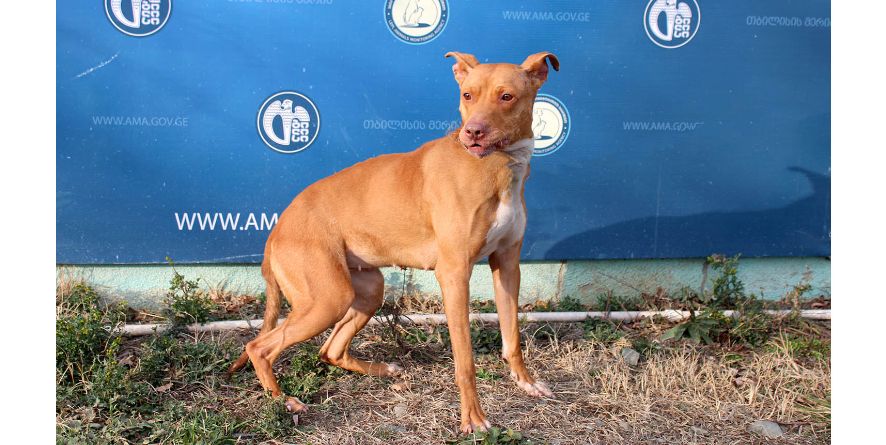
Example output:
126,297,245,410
59,258,830,311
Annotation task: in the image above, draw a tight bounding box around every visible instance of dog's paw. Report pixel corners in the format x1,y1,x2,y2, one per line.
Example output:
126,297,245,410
515,379,554,398
460,415,491,434
284,397,308,414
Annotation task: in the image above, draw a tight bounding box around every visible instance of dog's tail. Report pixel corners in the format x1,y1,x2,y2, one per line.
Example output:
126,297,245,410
227,259,282,375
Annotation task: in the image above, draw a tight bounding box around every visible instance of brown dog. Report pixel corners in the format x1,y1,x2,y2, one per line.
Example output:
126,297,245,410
229,51,559,433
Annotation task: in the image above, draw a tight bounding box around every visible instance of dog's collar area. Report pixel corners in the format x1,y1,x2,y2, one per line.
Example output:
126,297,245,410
501,138,534,153
502,138,534,165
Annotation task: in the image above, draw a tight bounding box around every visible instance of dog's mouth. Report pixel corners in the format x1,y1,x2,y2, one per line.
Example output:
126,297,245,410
462,139,510,158
466,142,490,157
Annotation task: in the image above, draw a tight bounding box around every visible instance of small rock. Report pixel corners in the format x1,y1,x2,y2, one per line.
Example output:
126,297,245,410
393,403,408,417
621,348,640,366
690,426,709,436
291,414,300,426
383,424,408,434
748,420,783,438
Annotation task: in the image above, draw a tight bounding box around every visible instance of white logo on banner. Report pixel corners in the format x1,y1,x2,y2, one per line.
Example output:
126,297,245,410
531,94,570,157
385,0,449,44
644,0,700,49
105,0,172,37
257,92,321,154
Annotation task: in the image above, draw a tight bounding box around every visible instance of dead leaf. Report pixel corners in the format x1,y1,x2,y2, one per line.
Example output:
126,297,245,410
391,381,411,391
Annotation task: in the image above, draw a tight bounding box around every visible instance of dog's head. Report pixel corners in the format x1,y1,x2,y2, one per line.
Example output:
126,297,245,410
445,51,559,157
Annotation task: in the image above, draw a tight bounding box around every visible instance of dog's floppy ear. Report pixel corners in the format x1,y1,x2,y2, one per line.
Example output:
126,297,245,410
445,52,479,84
521,52,560,89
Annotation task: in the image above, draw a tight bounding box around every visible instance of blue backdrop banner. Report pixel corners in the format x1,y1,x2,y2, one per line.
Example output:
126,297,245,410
57,0,831,264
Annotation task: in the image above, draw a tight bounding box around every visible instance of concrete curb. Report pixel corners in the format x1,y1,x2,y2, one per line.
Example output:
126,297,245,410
58,257,830,311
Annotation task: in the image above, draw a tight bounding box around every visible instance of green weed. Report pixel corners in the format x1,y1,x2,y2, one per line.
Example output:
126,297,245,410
773,334,831,361
56,284,151,416
86,340,155,414
438,323,503,354
165,408,245,445
136,333,238,386
593,293,643,311
529,324,557,342
630,337,661,356
725,297,773,347
477,367,502,381
662,254,780,347
582,319,623,344
555,295,585,312
447,427,537,444
472,324,504,354
660,308,723,344
252,397,299,439
56,284,125,383
163,258,215,326
707,254,745,306
401,326,436,345
278,343,345,400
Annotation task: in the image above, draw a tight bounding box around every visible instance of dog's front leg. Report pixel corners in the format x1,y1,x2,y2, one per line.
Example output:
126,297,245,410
490,242,554,398
436,259,491,434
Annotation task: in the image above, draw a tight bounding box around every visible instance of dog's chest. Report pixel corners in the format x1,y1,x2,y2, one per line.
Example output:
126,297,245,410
477,147,531,260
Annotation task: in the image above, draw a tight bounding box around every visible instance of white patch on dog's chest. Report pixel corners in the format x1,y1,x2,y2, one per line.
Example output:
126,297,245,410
477,139,533,260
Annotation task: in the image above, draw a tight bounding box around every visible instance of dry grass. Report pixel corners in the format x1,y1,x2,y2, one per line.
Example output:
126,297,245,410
228,322,829,445
56,274,830,444
57,317,830,444
55,266,81,307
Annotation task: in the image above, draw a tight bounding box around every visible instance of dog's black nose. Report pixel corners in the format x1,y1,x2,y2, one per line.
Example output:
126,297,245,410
463,124,486,140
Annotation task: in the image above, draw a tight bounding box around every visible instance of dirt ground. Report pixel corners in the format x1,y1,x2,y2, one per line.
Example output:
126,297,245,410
56,278,830,444
127,320,829,445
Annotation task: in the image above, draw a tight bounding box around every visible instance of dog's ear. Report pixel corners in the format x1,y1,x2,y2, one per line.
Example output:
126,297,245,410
445,52,479,84
520,52,560,89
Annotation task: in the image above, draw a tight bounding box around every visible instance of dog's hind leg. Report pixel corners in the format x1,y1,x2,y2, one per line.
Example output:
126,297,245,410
318,269,403,377
244,248,355,412
228,259,283,375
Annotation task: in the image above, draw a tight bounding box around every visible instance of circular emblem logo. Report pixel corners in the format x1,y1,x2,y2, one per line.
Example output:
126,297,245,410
105,0,172,37
644,0,701,49
531,94,570,157
256,92,321,154
385,0,449,45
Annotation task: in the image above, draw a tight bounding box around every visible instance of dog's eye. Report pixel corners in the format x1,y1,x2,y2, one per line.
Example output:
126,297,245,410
463,92,472,100
501,93,514,101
